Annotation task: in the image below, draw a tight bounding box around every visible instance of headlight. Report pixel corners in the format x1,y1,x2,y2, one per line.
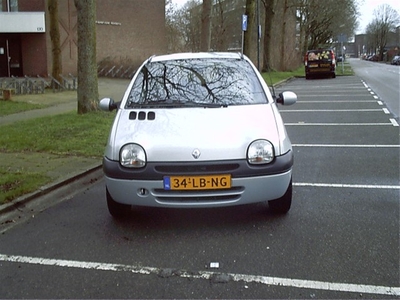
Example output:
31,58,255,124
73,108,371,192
247,140,274,164
120,144,146,168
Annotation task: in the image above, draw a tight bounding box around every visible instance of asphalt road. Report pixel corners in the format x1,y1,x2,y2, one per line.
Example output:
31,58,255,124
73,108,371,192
0,74,399,299
347,58,400,120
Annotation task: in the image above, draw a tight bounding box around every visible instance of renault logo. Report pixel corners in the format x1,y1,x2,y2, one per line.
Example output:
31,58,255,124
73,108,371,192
192,149,201,159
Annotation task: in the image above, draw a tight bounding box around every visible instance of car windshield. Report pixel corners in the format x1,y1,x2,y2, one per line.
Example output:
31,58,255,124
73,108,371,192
307,50,332,62
125,58,267,108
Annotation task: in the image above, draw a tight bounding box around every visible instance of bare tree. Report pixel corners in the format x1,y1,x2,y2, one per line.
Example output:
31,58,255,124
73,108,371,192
74,0,99,114
366,4,400,61
244,0,257,61
185,0,202,51
48,0,62,83
200,0,212,51
211,0,227,51
210,0,244,51
166,0,185,52
297,0,358,51
261,0,276,71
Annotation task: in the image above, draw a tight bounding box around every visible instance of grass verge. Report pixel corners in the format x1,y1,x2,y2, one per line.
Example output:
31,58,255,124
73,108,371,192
0,111,115,157
0,169,50,204
336,61,354,76
0,111,115,204
0,100,47,116
262,66,304,85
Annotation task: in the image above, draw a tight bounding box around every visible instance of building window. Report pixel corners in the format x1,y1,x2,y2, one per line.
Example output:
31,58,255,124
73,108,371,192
0,0,18,11
10,0,18,11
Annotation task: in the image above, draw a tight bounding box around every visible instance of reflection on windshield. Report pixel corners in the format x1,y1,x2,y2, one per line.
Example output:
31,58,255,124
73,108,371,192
125,58,267,108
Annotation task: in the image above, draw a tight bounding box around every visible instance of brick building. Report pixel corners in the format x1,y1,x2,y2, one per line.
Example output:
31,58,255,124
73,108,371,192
0,0,166,77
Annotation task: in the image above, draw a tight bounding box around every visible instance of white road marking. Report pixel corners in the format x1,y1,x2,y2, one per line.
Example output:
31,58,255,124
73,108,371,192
292,144,400,148
382,108,390,114
293,182,400,190
300,94,372,97
0,254,399,296
282,109,382,112
296,100,377,103
390,118,399,126
285,122,394,126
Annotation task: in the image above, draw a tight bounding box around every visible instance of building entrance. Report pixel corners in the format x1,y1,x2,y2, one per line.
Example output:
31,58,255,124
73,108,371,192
0,35,22,77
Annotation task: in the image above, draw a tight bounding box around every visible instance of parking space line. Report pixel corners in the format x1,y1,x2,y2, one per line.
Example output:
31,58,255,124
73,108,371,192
390,118,399,126
282,109,383,112
0,254,399,296
285,123,394,126
293,144,400,148
296,100,378,103
293,182,400,190
299,94,371,97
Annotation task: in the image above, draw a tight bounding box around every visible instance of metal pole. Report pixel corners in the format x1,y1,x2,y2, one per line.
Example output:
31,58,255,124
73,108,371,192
241,31,244,54
257,0,260,70
341,41,344,74
6,39,10,77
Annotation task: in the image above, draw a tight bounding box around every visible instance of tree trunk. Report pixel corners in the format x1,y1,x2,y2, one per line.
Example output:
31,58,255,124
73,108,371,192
48,0,62,83
74,0,99,114
244,0,256,60
279,0,288,71
200,0,212,51
262,0,275,71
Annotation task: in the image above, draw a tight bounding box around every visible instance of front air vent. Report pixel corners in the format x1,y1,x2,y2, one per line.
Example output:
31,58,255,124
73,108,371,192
129,111,156,120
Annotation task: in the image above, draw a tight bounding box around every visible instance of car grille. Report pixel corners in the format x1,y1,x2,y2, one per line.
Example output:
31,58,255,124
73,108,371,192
152,186,244,203
155,163,240,175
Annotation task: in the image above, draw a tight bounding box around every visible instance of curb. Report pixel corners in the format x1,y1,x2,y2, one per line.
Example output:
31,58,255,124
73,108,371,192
0,163,103,215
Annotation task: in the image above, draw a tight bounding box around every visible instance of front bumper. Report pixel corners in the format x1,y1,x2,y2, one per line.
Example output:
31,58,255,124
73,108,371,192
103,151,293,208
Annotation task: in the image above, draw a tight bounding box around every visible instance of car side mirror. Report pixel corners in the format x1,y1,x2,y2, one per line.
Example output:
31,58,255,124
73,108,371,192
276,91,297,105
99,97,119,111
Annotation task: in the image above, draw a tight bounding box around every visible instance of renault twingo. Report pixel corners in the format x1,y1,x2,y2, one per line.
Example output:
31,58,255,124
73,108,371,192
100,52,297,218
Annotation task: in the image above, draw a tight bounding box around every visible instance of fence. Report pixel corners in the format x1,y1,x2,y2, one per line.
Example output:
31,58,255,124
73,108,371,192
0,74,78,95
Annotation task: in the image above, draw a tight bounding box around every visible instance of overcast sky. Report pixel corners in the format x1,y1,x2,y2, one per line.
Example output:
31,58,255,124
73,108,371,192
170,0,400,34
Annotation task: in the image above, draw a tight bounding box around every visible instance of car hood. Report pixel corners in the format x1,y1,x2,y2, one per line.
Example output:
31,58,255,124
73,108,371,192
106,104,286,162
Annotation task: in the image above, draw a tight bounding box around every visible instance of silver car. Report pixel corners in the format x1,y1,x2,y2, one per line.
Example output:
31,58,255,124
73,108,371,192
100,52,297,218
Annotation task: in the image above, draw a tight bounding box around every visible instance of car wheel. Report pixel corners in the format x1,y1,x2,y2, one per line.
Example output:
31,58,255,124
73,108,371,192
106,187,131,218
268,180,292,214
332,73,336,78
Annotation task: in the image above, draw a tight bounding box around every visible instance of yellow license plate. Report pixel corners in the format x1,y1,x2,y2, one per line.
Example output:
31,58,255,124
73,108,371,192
164,174,231,190
320,63,330,67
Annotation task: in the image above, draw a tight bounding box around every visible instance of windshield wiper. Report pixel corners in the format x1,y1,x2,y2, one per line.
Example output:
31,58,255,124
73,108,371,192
182,101,228,108
129,100,228,108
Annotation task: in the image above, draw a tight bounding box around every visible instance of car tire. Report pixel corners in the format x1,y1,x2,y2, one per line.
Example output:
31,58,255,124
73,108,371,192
106,187,131,218
268,179,292,214
332,73,336,78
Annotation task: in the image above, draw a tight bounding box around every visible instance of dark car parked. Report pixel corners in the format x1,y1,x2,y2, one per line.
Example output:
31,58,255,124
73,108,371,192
391,56,400,65
367,55,379,62
304,49,336,79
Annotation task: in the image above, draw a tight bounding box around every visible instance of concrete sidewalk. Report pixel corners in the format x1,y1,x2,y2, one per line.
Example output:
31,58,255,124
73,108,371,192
0,78,130,211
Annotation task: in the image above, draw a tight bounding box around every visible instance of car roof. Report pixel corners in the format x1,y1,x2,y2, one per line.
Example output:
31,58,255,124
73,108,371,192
307,49,333,52
148,52,244,63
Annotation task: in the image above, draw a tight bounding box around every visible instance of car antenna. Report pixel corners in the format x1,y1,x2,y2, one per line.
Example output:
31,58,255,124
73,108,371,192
265,61,277,100
147,54,156,63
